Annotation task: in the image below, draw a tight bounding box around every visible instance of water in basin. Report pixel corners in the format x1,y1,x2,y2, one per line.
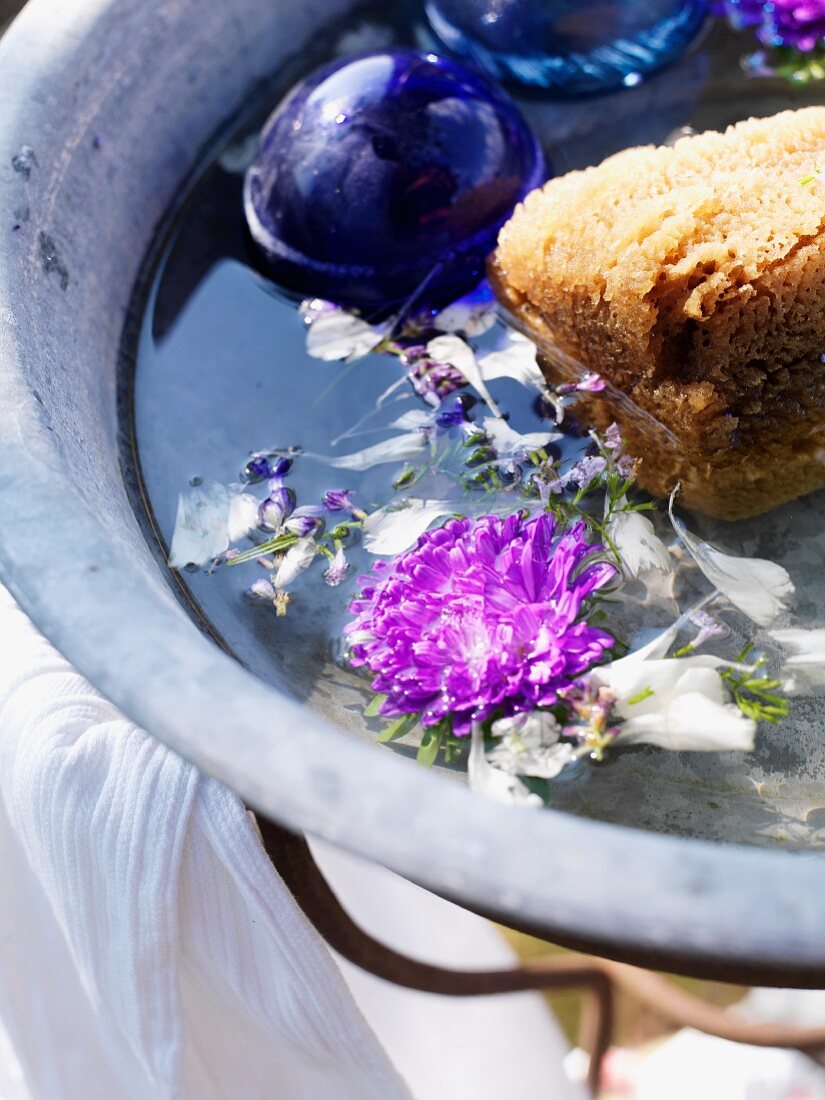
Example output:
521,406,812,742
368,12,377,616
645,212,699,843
125,4,825,850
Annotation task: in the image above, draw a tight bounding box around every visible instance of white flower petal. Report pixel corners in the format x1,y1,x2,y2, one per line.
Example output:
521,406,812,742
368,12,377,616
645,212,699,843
323,545,349,587
482,416,558,459
770,627,825,664
468,724,543,808
426,334,502,418
169,482,257,569
606,500,672,579
306,309,385,362
227,492,260,542
434,288,497,336
491,711,560,742
593,653,729,712
274,537,317,589
489,740,578,780
324,432,428,471
478,330,545,390
615,691,755,752
669,488,794,627
362,498,454,556
389,409,434,431
770,628,825,690
610,622,681,668
591,650,756,754
247,577,277,601
486,713,576,780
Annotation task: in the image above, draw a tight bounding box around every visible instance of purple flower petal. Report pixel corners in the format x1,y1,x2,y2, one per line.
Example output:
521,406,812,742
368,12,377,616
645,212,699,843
346,513,615,733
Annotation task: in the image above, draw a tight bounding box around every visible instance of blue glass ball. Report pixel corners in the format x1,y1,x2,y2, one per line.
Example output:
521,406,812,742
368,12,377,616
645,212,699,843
244,49,546,312
424,0,709,96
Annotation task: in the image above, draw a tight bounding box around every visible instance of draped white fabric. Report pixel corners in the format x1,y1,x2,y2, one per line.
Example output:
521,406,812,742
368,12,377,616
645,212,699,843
0,584,582,1100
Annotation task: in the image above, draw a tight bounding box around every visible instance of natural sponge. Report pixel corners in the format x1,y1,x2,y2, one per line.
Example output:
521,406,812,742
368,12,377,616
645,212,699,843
490,107,825,519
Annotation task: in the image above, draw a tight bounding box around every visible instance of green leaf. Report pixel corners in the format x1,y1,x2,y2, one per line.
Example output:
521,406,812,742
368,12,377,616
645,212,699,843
723,660,790,726
364,693,389,718
442,736,466,765
378,713,420,744
228,533,297,566
392,467,417,490
416,724,444,767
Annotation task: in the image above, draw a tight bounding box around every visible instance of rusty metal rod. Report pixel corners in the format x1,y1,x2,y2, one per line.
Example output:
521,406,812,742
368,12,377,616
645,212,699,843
257,817,825,1095
257,817,613,1093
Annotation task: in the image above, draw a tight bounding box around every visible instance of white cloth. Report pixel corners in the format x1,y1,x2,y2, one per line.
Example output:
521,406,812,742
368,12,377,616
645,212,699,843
630,1028,825,1100
0,584,582,1100
314,842,584,1100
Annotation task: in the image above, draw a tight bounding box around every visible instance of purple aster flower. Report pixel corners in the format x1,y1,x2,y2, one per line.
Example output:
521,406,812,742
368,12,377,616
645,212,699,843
714,0,825,50
346,513,616,735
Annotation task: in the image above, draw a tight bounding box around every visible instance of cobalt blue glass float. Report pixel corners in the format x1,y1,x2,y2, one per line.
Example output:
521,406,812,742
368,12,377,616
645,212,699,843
424,0,709,96
244,49,546,312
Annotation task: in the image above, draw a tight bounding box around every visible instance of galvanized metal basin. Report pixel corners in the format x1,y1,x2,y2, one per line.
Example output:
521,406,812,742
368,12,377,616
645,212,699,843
1,0,824,982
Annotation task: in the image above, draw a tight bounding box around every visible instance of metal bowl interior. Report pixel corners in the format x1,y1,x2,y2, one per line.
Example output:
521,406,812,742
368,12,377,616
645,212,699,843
1,0,825,982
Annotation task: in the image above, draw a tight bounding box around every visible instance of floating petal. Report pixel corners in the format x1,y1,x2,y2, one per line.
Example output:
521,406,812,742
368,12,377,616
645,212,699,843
306,308,385,361
615,689,756,752
389,409,435,431
227,492,260,542
482,416,558,460
362,498,455,556
606,499,672,579
434,285,497,337
169,482,257,569
426,334,502,417
478,330,544,391
274,537,317,588
468,724,543,807
323,432,428,471
593,655,755,752
669,487,794,627
488,712,577,779
770,628,825,691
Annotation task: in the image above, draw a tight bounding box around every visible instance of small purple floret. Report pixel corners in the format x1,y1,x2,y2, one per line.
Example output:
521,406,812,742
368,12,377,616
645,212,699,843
714,0,825,50
346,513,615,735
258,485,296,530
243,453,293,483
435,395,472,430
323,489,355,512
404,348,467,403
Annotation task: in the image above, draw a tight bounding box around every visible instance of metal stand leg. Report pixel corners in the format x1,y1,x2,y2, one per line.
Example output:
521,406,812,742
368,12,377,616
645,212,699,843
257,817,825,1097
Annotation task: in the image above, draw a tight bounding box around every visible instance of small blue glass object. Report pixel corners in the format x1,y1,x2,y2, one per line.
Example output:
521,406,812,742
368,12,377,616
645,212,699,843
424,0,709,96
244,49,546,312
